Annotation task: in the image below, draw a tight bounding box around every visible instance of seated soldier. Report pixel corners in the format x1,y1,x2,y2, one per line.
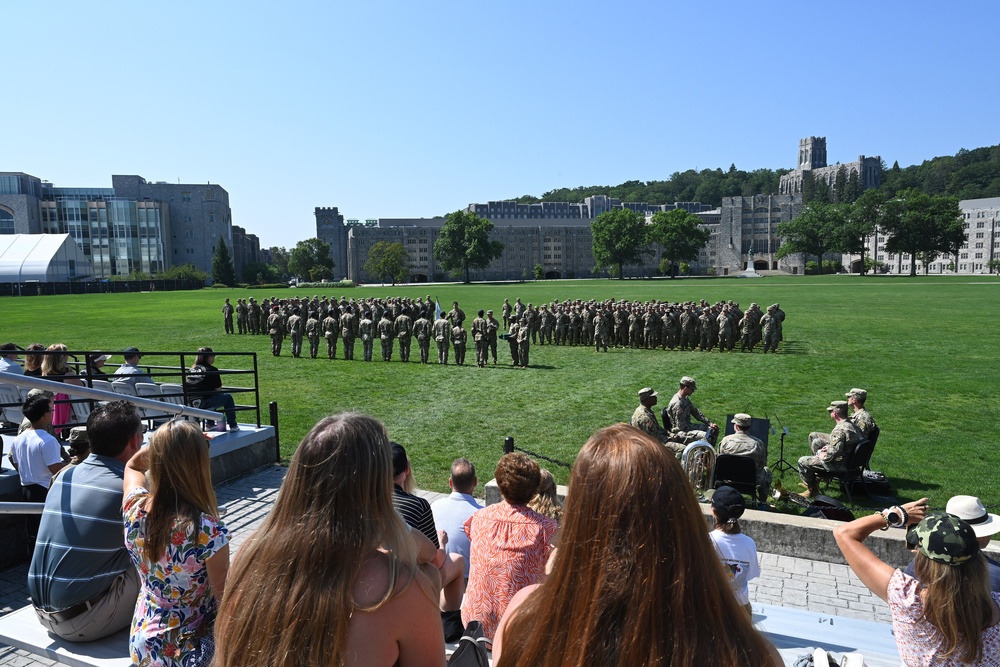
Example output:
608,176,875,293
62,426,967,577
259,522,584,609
798,401,861,498
630,387,685,457
717,413,772,500
809,388,877,451
665,376,718,445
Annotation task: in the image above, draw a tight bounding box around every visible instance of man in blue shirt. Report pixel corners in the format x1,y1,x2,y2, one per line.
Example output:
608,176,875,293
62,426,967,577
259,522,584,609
28,401,144,641
431,458,483,579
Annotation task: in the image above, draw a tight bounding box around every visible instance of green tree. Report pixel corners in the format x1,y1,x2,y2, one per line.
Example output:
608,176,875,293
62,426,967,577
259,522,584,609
533,263,544,280
159,263,207,282
988,259,1000,274
833,165,848,203
776,201,840,273
212,236,237,286
364,241,410,286
242,261,281,284
288,238,335,282
433,210,504,283
590,208,651,280
648,209,710,278
830,189,887,275
267,247,290,280
881,190,966,276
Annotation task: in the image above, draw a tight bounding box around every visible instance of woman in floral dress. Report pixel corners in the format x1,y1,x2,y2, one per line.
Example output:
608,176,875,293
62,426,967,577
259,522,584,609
123,420,229,667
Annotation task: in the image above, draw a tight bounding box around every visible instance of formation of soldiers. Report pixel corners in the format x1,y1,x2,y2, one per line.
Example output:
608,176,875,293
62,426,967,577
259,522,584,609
219,293,788,363
497,296,786,353
220,295,502,365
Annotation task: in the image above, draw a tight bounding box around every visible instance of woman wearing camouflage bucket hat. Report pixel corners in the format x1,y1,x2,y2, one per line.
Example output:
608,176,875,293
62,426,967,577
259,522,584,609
834,499,1000,665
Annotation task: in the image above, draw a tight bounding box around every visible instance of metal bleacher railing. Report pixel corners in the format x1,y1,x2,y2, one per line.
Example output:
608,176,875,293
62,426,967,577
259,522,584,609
0,349,263,436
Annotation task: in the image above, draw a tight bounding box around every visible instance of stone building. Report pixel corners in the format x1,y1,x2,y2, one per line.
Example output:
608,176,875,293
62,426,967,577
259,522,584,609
717,194,806,275
317,199,717,283
778,136,881,195
0,172,256,281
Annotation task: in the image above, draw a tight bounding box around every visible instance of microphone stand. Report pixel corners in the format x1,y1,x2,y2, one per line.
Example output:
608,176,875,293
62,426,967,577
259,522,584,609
770,413,794,473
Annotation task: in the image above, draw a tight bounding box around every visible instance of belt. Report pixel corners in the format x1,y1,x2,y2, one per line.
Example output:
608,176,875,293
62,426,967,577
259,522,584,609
35,588,110,625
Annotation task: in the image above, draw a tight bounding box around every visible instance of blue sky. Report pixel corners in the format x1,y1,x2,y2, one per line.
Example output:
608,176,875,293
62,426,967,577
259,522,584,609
5,1,998,247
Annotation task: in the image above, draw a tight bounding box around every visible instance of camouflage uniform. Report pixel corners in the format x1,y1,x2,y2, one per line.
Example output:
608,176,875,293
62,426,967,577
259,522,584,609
223,300,235,334
236,300,248,334
485,314,500,364
452,325,467,366
305,314,321,359
501,299,512,328
378,314,395,361
539,307,553,345
666,392,712,444
358,314,374,362
413,314,432,364
718,431,772,499
760,309,779,353
248,300,262,335
850,408,877,441
395,312,413,362
267,309,283,356
287,312,304,358
433,315,451,364
471,315,488,367
630,404,685,458
507,321,520,366
799,419,861,489
717,310,735,351
593,312,609,352
322,312,339,359
516,318,530,367
554,309,568,346
341,309,357,360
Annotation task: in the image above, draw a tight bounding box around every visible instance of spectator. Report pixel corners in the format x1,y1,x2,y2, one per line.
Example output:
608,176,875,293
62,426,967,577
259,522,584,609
0,342,23,374
41,343,83,434
29,400,143,641
112,347,152,386
462,452,557,640
392,443,466,642
17,389,56,438
8,394,65,502
527,469,562,522
184,347,239,431
903,495,1000,592
65,426,91,465
709,486,760,617
835,501,1000,665
493,424,781,666
85,353,111,377
213,413,444,667
22,343,45,377
123,419,230,666
431,457,483,578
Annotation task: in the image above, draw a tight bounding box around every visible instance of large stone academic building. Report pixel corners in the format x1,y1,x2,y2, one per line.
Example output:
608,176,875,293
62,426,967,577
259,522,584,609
317,138,889,282
0,172,259,280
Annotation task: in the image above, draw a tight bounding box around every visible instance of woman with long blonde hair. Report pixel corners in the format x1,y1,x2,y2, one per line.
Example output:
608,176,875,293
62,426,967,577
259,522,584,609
213,413,444,667
493,423,782,666
527,468,562,522
41,343,82,435
123,420,229,666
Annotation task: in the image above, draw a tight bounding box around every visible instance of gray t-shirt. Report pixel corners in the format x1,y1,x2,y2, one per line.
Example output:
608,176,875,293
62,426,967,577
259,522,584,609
28,454,132,611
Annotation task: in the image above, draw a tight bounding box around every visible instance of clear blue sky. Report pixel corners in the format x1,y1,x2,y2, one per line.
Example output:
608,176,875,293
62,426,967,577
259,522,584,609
6,1,998,247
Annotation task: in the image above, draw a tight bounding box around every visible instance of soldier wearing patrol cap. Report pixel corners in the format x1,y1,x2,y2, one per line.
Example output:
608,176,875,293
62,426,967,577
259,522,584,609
666,376,718,445
718,413,771,500
845,388,877,440
630,388,685,457
798,401,861,497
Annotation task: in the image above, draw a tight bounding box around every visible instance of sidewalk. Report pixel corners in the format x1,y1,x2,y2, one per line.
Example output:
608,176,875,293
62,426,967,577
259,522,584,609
0,465,891,666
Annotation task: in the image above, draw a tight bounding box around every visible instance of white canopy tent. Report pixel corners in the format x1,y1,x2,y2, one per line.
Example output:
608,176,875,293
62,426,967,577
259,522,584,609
0,234,93,282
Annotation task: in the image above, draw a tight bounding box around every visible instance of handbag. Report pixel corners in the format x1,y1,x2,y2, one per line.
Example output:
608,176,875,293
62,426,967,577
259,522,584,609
447,620,491,667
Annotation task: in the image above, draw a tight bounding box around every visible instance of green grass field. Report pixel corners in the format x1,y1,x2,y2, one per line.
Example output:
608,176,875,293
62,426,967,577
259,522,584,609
4,274,998,509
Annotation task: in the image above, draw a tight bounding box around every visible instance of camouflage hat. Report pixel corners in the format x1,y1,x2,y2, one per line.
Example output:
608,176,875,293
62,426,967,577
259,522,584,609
679,376,697,389
638,387,657,400
67,426,89,445
913,511,979,565
731,413,752,428
845,388,867,401
827,400,849,412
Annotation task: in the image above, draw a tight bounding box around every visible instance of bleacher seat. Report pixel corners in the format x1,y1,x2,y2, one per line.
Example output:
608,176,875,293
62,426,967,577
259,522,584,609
135,383,170,427
0,385,25,426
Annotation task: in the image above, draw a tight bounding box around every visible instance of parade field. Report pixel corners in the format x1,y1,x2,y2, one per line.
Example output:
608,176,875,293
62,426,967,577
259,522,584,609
3,274,998,508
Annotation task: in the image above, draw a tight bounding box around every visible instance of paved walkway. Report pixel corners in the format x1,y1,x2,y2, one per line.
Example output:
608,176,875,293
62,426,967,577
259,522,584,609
0,465,891,666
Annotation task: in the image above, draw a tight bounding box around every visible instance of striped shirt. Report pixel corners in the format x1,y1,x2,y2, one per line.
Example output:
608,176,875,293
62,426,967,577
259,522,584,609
393,485,439,548
28,454,132,611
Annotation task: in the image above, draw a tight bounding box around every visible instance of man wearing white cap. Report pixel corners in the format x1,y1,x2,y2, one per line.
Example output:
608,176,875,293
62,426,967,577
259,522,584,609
904,495,1000,591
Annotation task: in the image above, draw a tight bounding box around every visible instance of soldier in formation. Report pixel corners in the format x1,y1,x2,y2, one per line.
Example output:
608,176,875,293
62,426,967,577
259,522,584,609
222,298,235,334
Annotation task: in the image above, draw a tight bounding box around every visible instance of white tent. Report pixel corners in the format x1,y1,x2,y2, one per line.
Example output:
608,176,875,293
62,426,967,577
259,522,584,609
0,234,93,283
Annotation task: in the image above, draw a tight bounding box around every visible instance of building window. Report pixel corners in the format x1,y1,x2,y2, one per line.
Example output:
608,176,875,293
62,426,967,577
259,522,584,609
0,209,14,234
